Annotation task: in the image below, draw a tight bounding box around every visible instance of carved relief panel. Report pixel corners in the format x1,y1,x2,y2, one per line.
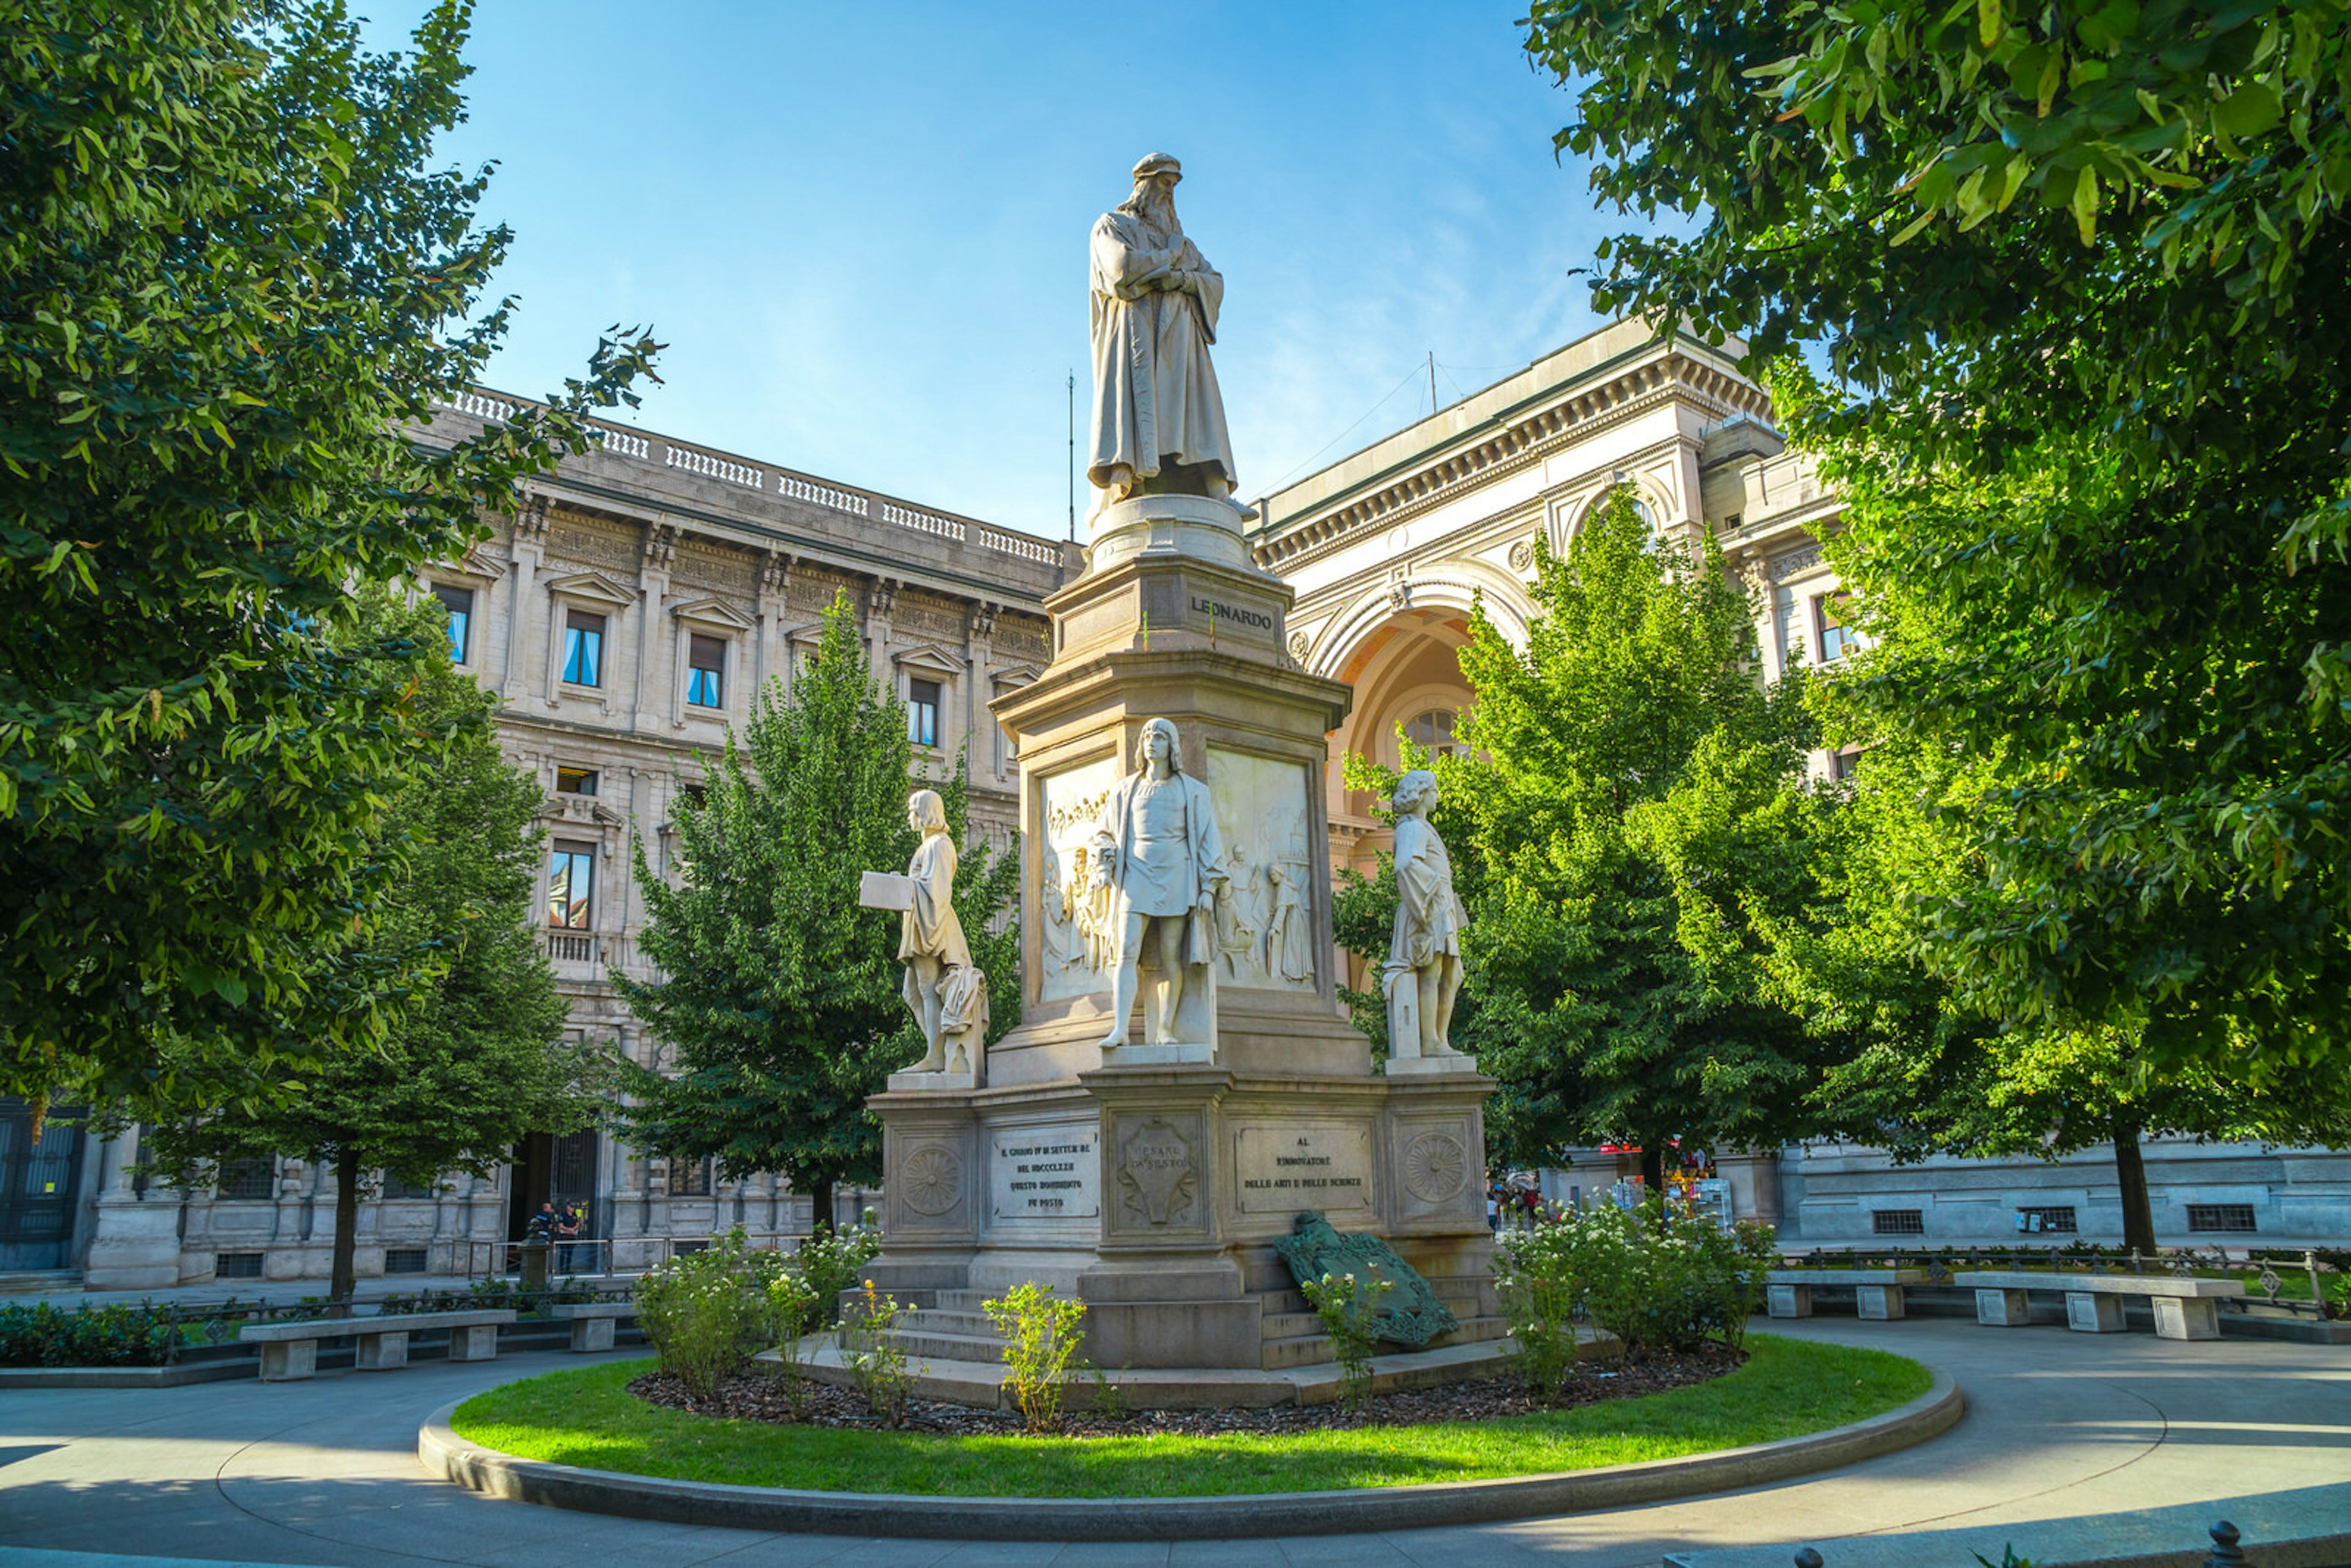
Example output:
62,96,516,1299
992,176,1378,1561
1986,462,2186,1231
1202,746,1317,992
1035,753,1121,1003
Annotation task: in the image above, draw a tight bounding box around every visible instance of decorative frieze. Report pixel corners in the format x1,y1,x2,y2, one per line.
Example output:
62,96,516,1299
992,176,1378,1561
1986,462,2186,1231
546,512,639,574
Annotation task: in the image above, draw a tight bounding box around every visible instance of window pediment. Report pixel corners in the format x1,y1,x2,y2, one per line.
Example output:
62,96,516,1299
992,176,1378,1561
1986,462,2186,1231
667,595,757,631
891,643,963,677
544,569,636,608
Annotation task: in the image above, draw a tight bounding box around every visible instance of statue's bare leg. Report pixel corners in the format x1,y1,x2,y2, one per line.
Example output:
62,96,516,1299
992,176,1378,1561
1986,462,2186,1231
1434,953,1464,1055
1097,910,1145,1049
1146,917,1187,1043
909,953,946,1070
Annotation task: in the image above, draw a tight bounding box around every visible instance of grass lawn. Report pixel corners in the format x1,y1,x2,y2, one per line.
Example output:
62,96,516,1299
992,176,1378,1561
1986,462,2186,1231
449,1334,1930,1498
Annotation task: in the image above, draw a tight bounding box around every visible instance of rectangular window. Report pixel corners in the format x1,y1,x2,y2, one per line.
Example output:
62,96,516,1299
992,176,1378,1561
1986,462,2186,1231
432,583,474,664
667,1157,713,1197
1872,1209,1925,1236
555,767,598,797
2187,1203,2258,1233
214,1251,264,1279
547,843,595,930
2016,1206,2078,1234
686,634,727,709
383,1247,431,1275
219,1157,276,1201
1815,593,1867,664
907,678,940,749
1830,748,1862,782
380,1171,437,1200
562,609,606,687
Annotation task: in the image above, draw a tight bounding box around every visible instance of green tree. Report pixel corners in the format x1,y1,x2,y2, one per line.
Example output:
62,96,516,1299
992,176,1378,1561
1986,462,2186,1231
620,595,1019,1227
1523,0,2351,1075
1439,492,1843,1192
140,586,617,1306
1,0,658,1120
1761,737,2351,1253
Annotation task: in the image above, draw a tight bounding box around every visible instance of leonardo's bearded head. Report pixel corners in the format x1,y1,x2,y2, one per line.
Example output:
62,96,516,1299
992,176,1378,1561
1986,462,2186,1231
1121,153,1183,238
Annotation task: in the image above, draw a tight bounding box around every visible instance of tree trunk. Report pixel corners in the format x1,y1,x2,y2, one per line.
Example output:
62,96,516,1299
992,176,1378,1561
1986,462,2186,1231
329,1147,361,1318
1639,1142,1665,1221
808,1174,836,1236
2113,1112,2158,1256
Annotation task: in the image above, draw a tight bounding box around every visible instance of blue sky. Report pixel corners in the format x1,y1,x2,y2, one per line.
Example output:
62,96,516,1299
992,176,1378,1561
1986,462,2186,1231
402,2,1613,536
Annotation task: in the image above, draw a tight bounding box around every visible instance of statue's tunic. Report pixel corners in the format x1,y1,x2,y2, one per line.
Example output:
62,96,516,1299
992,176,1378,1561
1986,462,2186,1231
1091,769,1227,963
899,833,972,972
1087,211,1237,492
1390,814,1465,967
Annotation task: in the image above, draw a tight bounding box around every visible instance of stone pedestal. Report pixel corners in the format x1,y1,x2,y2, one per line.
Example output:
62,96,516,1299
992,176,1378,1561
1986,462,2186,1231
83,1193,183,1291
2067,1291,2128,1333
864,492,1498,1370
1854,1284,1907,1321
1976,1287,2032,1326
2152,1295,2221,1341
1766,1283,1813,1319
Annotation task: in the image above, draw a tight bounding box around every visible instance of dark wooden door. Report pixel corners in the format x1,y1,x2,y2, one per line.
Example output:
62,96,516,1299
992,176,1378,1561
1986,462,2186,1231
0,1100,83,1272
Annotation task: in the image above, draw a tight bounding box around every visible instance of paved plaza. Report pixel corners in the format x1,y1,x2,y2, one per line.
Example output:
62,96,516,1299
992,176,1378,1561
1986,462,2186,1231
0,1319,2344,1566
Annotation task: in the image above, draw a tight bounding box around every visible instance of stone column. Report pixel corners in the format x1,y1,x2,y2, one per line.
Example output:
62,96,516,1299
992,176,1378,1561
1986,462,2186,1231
755,551,791,706
83,1125,184,1290
967,602,997,781
632,523,675,733
866,578,897,681
503,495,549,705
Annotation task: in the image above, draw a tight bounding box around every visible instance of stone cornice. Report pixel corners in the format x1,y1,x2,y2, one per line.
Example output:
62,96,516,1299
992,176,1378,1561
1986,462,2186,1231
1252,350,1768,577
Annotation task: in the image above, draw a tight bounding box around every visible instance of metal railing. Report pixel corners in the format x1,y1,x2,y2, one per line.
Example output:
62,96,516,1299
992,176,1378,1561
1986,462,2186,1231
1789,1519,2252,1567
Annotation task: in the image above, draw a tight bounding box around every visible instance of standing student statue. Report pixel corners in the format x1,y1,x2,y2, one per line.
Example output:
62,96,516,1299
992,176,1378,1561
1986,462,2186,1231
1087,153,1240,512
1090,718,1229,1048
899,789,988,1073
1383,769,1468,1062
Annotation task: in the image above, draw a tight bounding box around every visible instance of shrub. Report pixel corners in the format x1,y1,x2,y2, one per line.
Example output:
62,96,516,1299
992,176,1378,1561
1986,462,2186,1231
1501,1196,1774,1362
763,1270,820,1419
839,1279,916,1424
0,1301,179,1368
1494,1223,1580,1397
788,1219,883,1335
634,1228,788,1401
1300,1269,1392,1411
982,1281,1087,1433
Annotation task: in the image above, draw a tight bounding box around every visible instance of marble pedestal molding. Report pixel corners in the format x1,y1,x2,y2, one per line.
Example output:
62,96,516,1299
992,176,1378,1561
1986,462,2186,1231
863,493,1498,1370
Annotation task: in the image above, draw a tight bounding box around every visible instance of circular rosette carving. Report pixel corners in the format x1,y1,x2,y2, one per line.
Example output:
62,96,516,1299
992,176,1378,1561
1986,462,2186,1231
1287,631,1311,662
899,1145,964,1217
1401,1131,1469,1205
1508,538,1535,573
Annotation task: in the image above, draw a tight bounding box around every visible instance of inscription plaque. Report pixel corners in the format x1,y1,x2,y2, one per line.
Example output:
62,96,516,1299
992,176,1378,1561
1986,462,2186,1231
1235,1125,1374,1216
989,1124,1100,1221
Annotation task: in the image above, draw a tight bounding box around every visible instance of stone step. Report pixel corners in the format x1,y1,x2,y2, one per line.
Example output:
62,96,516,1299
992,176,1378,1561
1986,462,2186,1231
876,1327,1011,1364
1259,1313,1510,1370
899,1308,1000,1338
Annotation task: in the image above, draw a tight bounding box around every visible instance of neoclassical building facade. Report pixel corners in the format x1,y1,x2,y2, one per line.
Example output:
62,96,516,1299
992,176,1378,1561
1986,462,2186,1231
68,401,1077,1289
30,321,2344,1291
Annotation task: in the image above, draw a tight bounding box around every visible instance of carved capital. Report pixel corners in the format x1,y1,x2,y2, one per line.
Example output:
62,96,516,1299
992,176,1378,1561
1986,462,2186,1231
642,522,677,569
869,577,899,617
515,493,551,541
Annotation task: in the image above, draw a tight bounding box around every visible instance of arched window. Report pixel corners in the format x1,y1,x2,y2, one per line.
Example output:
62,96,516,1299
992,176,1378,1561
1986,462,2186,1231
1404,708,1460,757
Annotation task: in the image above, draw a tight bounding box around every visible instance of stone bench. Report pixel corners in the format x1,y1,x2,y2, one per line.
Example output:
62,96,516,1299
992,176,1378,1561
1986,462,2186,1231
1953,1271,2246,1340
1766,1268,1933,1322
239,1308,517,1381
546,1301,636,1352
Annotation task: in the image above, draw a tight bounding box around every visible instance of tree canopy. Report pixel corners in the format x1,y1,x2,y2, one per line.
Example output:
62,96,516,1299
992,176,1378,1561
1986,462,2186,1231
1,0,658,1119
620,595,1019,1227
1524,0,2351,1074
140,585,616,1304
1433,492,1843,1188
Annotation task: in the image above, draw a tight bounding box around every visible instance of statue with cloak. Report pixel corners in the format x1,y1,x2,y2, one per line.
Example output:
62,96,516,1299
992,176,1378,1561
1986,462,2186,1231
1087,152,1240,512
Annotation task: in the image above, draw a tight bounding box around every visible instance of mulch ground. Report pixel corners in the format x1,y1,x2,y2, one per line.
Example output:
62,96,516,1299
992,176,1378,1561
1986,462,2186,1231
628,1342,1745,1436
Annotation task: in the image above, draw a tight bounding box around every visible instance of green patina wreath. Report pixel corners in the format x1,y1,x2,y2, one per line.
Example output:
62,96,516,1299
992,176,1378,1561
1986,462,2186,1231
1271,1210,1460,1348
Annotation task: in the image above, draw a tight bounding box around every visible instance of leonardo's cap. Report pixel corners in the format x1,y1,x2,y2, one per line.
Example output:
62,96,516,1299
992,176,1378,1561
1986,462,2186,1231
1131,152,1182,182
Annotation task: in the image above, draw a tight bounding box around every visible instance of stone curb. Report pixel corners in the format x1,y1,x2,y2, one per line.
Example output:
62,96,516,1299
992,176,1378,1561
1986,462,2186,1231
418,1367,1962,1541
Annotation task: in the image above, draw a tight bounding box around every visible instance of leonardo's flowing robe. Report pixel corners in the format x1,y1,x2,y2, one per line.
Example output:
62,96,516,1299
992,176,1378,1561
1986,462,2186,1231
1087,210,1238,492
899,831,973,1024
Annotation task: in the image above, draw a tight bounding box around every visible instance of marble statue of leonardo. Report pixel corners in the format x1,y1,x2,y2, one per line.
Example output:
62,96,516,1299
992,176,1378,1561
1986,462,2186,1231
1090,718,1229,1048
1087,153,1240,511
